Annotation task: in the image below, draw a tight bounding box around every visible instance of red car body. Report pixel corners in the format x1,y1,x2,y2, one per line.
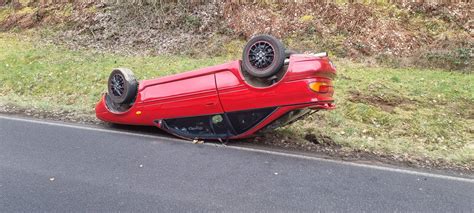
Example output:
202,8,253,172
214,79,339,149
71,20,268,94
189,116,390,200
96,54,336,140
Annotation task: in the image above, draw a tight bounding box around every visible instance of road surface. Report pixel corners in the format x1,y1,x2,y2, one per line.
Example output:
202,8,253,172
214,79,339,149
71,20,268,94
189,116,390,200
0,115,473,212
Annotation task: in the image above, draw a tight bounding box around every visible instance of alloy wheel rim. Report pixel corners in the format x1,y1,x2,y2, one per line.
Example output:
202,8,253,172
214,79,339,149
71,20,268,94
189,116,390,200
110,74,125,97
248,41,275,69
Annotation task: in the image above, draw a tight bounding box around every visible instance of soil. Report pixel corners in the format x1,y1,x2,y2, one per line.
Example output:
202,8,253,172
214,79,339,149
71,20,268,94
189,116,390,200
0,3,77,31
348,90,409,113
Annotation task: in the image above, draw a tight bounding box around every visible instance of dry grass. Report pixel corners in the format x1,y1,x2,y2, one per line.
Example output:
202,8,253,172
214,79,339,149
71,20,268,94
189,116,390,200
2,1,471,70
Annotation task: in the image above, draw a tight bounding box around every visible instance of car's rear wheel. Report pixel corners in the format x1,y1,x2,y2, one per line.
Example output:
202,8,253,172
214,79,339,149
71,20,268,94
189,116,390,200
107,68,138,104
242,34,286,78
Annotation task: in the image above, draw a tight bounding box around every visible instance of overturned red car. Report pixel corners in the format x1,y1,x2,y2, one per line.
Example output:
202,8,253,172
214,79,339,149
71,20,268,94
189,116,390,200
96,34,336,140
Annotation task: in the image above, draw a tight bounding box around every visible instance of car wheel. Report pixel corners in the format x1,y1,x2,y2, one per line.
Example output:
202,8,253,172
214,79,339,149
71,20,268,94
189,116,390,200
107,68,138,104
242,34,286,78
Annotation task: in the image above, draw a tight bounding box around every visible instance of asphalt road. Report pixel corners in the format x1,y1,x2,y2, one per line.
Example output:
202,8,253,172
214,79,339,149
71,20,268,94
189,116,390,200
0,115,473,212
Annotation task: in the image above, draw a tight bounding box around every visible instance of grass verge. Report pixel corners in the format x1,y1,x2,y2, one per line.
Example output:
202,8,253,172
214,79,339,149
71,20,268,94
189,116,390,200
1,33,473,170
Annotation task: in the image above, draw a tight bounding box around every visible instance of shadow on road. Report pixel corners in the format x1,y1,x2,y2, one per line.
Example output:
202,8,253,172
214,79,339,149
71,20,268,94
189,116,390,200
102,122,247,146
103,123,169,136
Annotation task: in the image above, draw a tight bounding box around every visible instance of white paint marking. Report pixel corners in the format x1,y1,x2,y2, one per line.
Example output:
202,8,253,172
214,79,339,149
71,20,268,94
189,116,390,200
0,115,184,143
1,115,473,183
229,146,474,183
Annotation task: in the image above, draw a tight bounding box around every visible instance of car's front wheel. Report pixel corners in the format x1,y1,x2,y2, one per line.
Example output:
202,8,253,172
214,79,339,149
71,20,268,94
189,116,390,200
107,68,138,104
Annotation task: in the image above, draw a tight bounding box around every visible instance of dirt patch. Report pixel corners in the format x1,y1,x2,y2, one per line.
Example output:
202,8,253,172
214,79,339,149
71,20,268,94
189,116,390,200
348,90,407,112
252,131,343,154
304,133,341,148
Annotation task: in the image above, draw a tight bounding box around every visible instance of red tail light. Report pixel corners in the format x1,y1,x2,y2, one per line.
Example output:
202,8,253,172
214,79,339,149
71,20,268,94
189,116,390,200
309,82,331,92
308,81,334,97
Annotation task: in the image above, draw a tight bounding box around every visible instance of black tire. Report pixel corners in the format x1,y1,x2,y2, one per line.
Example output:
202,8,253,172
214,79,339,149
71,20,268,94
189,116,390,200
107,68,138,104
242,34,286,78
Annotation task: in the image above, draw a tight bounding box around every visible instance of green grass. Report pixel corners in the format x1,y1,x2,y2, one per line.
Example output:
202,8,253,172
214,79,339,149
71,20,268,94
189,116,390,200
284,61,474,165
1,33,473,167
0,33,229,112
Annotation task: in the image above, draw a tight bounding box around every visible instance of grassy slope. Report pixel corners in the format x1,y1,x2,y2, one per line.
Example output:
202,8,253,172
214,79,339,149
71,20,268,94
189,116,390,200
0,33,473,167
0,33,229,112
285,62,473,165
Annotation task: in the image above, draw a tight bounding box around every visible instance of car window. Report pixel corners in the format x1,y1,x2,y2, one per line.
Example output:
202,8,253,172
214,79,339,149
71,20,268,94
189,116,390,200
227,108,276,134
262,108,311,131
163,114,232,139
210,114,230,135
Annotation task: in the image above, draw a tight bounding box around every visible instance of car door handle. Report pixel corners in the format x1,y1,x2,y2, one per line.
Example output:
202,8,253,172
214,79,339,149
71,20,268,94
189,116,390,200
205,102,215,106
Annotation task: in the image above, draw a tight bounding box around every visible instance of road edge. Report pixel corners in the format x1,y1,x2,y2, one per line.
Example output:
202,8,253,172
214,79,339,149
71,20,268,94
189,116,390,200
1,114,473,183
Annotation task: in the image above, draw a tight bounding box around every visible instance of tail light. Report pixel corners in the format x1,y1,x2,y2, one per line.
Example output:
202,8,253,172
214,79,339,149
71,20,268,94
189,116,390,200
309,82,332,93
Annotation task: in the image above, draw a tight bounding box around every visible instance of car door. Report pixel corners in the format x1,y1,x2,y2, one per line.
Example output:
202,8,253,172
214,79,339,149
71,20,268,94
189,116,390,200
140,74,223,119
214,70,281,112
